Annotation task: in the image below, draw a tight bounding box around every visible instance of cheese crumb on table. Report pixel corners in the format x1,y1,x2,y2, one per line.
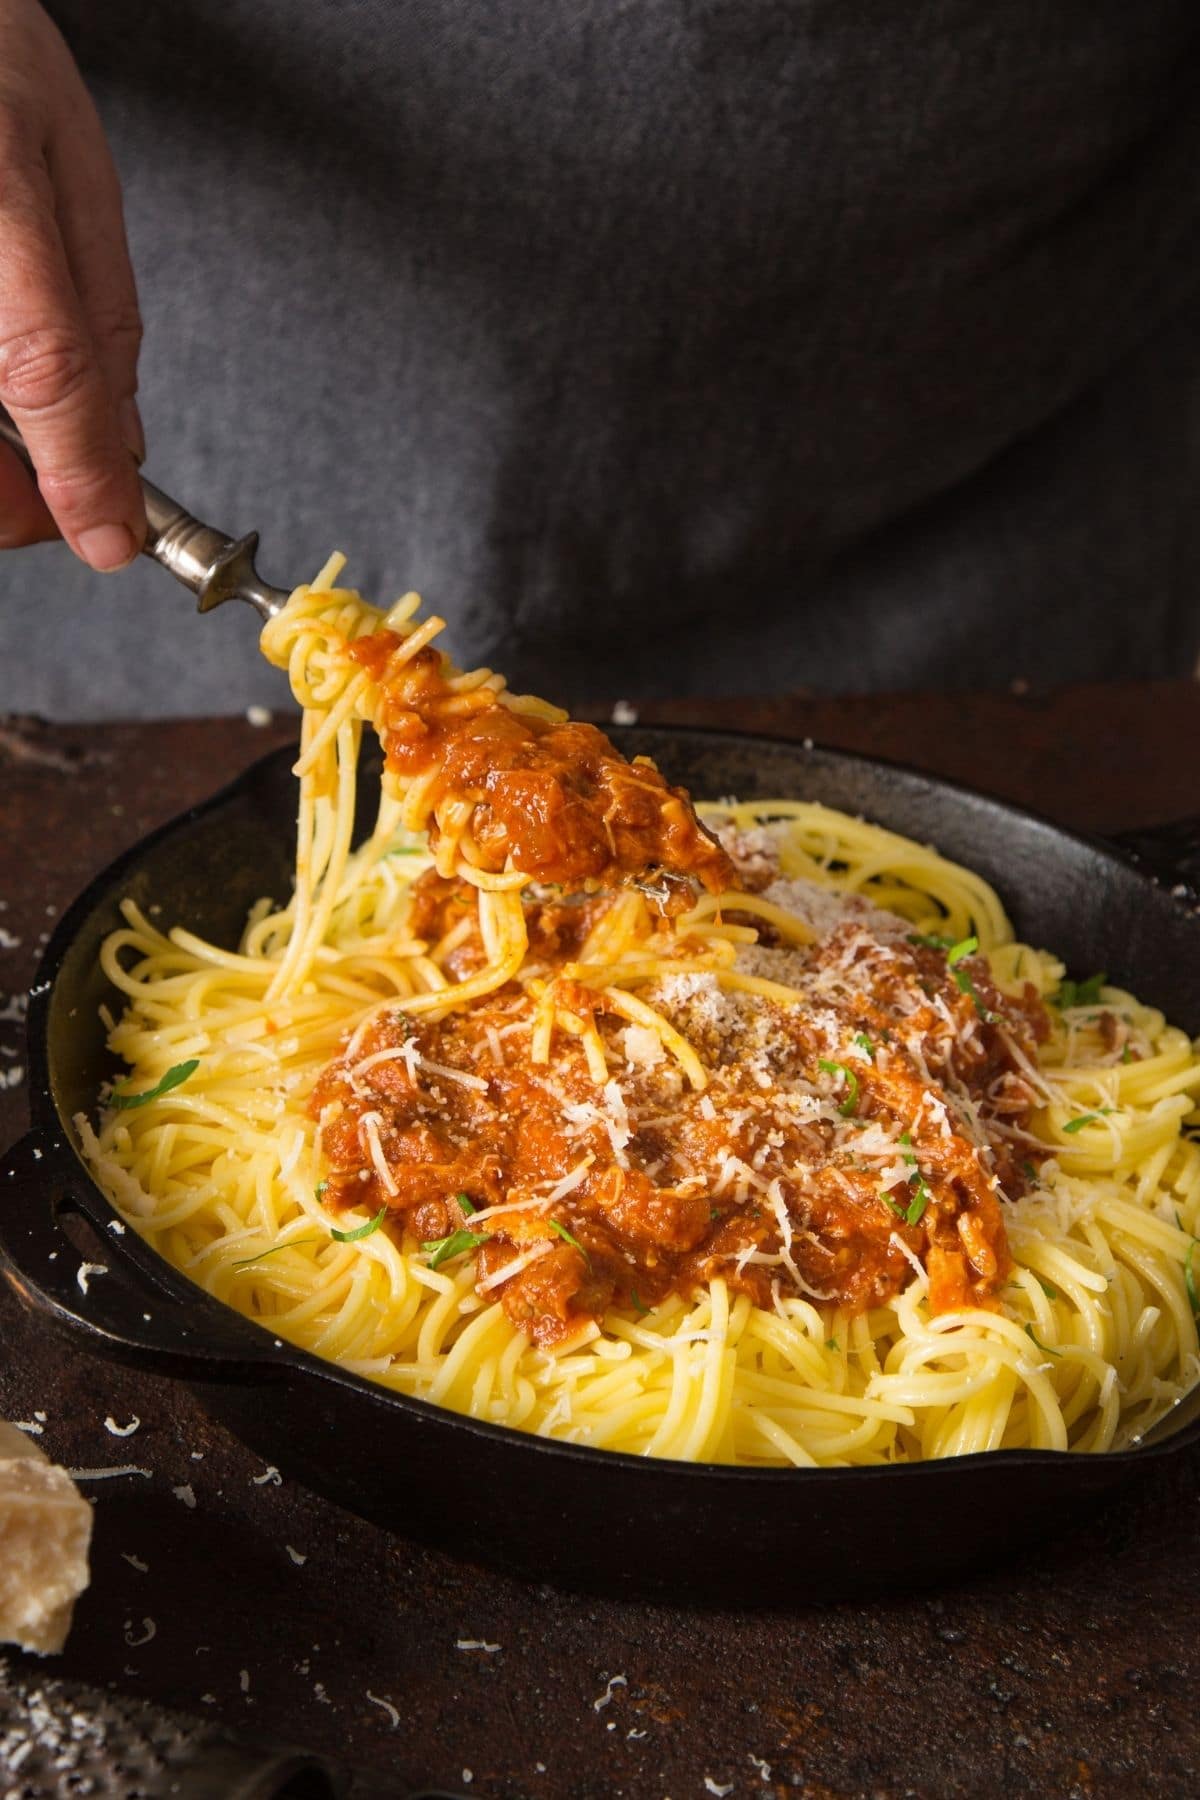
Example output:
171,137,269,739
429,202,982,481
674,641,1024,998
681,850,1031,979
0,1420,91,1655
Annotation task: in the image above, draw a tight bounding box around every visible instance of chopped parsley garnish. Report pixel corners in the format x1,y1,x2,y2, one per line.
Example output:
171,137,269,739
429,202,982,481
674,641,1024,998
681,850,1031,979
880,1131,932,1225
818,1059,859,1116
314,1180,328,1199
852,1033,875,1060
952,965,999,1022
549,1219,590,1265
1035,1276,1059,1300
1052,972,1106,1009
1024,1322,1062,1357
110,1058,199,1110
422,1227,491,1269
1062,1109,1113,1134
456,1192,477,1216
904,1180,930,1227
1121,1044,1134,1064
629,1289,651,1316
233,1238,319,1269
825,1337,839,1352
1021,1162,1038,1182
330,1206,389,1242
947,935,978,966
908,931,956,950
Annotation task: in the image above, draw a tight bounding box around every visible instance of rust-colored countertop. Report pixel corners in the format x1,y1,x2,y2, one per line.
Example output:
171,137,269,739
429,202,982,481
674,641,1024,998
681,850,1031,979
1,686,1198,1800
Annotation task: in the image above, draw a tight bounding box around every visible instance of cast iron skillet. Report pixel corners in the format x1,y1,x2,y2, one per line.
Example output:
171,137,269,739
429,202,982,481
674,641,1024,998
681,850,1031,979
2,730,1199,1604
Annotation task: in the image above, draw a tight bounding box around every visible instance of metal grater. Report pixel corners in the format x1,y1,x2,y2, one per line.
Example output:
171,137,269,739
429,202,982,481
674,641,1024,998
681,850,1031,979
0,1660,460,1800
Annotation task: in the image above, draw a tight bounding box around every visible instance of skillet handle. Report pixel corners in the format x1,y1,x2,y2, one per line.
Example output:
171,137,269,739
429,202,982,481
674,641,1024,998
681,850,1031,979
1105,816,1200,902
0,1130,287,1382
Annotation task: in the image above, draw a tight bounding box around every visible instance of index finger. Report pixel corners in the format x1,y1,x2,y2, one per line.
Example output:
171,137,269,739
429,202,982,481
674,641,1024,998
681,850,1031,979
0,156,145,571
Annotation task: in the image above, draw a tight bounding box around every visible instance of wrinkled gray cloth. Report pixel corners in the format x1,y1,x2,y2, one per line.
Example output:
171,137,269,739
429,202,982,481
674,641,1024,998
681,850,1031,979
4,0,1200,718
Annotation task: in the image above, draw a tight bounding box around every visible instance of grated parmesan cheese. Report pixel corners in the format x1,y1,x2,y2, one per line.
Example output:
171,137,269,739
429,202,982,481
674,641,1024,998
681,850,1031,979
476,1239,554,1292
592,1673,626,1712
103,1416,140,1438
357,1112,398,1197
622,1023,665,1070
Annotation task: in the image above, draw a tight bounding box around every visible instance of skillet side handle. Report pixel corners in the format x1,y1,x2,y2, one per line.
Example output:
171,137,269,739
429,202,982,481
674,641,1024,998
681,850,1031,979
1105,816,1200,904
0,1130,286,1382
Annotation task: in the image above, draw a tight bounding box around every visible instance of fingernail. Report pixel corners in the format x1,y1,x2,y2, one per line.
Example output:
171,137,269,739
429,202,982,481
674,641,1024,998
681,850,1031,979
77,522,138,571
119,397,146,463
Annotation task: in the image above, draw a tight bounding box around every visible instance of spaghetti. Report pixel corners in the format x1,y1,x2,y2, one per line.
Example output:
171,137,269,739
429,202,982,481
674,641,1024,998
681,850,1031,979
78,559,1200,1465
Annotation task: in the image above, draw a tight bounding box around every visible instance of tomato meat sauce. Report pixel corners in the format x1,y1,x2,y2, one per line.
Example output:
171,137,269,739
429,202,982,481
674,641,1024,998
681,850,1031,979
310,884,1049,1347
348,630,732,896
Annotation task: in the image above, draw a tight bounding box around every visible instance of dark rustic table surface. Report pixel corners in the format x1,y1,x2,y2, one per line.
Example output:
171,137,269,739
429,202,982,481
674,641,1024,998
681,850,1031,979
1,685,1198,1800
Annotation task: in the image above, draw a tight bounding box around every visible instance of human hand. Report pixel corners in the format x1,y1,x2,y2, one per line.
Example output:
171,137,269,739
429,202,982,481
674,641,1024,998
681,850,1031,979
0,0,145,570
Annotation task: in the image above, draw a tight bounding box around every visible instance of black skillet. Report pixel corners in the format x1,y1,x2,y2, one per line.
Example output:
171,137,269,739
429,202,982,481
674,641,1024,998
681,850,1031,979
2,728,1199,1604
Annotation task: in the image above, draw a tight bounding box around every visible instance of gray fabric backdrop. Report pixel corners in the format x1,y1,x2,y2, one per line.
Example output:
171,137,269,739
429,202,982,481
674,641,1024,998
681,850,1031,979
3,0,1199,718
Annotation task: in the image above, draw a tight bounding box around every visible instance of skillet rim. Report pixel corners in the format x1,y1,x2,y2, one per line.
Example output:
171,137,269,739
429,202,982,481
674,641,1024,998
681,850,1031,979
15,722,1200,1480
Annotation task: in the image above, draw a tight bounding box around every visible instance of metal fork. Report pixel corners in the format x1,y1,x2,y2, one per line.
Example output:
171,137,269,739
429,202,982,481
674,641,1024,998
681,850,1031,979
0,404,288,620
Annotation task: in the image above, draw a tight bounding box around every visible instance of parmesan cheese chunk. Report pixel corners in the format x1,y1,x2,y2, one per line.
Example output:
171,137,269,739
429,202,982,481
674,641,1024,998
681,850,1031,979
621,1023,666,1070
0,1419,92,1655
